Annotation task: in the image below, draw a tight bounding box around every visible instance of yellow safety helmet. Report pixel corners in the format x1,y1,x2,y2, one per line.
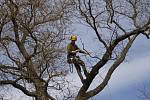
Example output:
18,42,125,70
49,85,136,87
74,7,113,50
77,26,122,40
70,35,77,41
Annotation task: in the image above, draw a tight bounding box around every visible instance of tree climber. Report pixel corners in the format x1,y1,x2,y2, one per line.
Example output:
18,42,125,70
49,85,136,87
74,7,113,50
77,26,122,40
67,35,88,83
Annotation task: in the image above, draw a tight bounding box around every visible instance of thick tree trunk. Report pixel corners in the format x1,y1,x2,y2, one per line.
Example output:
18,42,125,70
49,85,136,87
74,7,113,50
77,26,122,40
75,92,87,100
35,95,49,100
35,94,49,100
35,89,49,100
35,80,49,100
76,96,87,100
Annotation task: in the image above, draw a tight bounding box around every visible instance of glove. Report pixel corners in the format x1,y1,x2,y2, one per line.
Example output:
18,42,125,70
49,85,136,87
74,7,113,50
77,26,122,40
75,49,80,52
71,50,79,53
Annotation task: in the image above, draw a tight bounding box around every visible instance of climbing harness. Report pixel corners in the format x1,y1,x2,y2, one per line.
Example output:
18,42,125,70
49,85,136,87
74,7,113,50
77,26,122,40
68,56,81,73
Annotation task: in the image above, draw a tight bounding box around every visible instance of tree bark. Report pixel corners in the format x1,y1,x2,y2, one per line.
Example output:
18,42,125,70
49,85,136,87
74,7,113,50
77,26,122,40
75,94,87,100
35,81,49,100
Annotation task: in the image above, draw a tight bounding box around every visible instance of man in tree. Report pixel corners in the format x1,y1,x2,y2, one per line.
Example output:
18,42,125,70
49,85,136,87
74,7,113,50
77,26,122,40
67,35,88,82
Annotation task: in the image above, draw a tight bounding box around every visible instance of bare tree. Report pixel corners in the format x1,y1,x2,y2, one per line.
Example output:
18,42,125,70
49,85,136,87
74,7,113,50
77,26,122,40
72,0,150,99
0,0,75,100
0,0,149,100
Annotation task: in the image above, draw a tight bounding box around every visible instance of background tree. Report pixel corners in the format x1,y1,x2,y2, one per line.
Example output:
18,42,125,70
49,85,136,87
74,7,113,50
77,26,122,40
73,0,150,99
0,0,75,100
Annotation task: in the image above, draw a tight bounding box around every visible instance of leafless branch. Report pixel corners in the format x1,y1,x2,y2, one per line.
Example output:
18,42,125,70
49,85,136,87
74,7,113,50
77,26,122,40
85,34,138,99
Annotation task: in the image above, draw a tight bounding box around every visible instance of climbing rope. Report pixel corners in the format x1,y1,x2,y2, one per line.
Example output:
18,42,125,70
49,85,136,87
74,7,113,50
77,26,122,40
69,64,73,73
